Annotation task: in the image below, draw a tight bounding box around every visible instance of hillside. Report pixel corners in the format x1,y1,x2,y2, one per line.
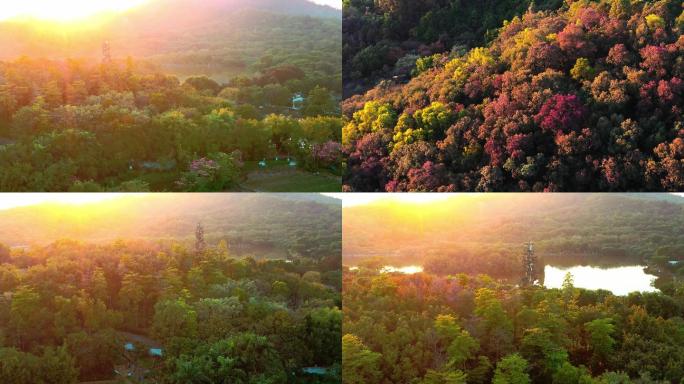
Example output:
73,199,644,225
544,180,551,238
0,194,341,259
0,0,341,82
343,0,564,96
343,0,684,192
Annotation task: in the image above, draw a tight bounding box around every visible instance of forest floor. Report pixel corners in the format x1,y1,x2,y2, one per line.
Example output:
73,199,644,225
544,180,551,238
240,160,341,192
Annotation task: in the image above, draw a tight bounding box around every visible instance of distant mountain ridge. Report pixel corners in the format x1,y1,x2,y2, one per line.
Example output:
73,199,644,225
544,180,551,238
0,194,342,260
156,0,341,18
344,194,684,263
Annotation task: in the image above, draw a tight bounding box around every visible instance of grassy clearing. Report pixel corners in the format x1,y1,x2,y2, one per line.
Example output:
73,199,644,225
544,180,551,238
240,160,341,192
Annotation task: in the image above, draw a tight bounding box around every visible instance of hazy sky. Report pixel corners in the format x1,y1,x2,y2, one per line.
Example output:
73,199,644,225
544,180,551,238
328,193,684,207
0,193,131,211
0,0,341,22
0,0,147,21
311,0,341,9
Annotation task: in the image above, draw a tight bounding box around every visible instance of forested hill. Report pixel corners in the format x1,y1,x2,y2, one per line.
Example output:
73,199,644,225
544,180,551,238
343,194,684,267
343,0,564,96
344,0,684,192
0,194,341,259
0,0,341,81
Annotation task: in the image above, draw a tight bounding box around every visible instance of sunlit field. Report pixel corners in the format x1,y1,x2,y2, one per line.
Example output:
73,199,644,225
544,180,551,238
342,193,684,383
0,193,342,383
0,0,342,192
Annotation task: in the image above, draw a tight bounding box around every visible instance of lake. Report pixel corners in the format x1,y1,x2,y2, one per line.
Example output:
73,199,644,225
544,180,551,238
380,265,424,274
372,263,658,296
544,265,658,295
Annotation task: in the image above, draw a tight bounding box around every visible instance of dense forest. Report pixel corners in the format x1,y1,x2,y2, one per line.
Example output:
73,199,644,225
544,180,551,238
343,270,684,383
0,59,341,192
343,0,564,95
0,194,342,383
344,194,684,289
342,0,684,191
0,0,342,192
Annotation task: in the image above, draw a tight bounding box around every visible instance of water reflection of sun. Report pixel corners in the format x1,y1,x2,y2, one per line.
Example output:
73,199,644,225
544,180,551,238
0,0,148,22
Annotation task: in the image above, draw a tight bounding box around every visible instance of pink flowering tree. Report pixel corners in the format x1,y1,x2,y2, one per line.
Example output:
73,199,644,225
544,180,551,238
534,94,586,135
177,152,242,191
309,140,342,171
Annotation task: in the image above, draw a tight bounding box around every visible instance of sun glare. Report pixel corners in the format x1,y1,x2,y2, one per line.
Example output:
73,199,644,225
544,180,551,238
0,193,134,211
0,0,149,22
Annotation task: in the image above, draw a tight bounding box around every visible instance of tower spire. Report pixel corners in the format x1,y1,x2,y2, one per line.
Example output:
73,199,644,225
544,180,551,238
102,40,112,64
522,241,538,286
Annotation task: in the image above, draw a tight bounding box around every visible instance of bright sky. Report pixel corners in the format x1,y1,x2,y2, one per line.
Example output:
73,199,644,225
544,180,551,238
0,193,134,211
0,0,340,22
328,193,684,207
2,193,682,210
311,0,341,9
326,193,466,207
0,0,149,22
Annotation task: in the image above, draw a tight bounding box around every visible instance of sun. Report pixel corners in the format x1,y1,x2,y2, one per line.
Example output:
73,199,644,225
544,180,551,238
0,0,149,22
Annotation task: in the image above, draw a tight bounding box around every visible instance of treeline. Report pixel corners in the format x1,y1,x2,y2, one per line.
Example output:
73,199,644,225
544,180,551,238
0,58,341,191
343,0,684,191
343,270,684,383
0,238,342,383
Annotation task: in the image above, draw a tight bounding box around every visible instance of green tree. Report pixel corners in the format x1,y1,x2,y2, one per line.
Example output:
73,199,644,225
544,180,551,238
153,298,198,342
493,354,531,384
434,314,479,369
90,267,108,304
304,86,335,117
40,346,79,384
585,318,615,370
342,334,382,384
552,362,594,384
474,288,514,359
422,369,468,384
306,307,342,366
118,273,144,329
9,286,50,349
